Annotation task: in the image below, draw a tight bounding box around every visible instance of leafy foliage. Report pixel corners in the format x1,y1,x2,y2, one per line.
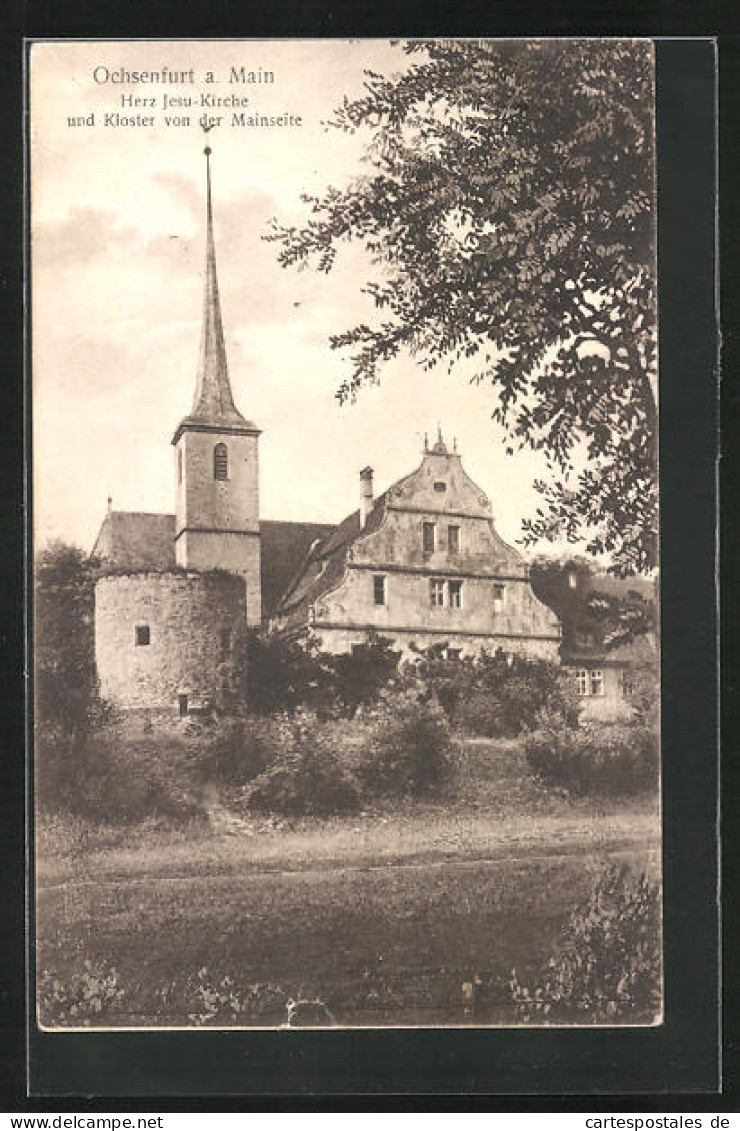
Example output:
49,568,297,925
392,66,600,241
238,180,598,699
359,687,455,797
330,632,402,716
510,865,661,1023
34,541,102,742
49,723,204,824
246,631,337,717
268,40,657,573
524,710,659,796
408,645,580,737
38,959,124,1028
245,711,362,816
182,968,287,1026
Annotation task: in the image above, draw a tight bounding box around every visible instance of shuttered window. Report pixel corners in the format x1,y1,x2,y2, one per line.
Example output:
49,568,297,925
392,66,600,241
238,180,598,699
214,443,228,480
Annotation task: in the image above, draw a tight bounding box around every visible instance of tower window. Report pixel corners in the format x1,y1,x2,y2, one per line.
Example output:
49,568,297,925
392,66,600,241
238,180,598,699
423,522,436,553
448,525,461,554
492,583,507,610
373,575,387,606
135,625,150,646
178,694,189,717
219,627,232,660
214,443,228,480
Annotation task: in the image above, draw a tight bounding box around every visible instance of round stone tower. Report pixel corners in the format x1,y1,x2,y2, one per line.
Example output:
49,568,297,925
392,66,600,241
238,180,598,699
94,570,247,715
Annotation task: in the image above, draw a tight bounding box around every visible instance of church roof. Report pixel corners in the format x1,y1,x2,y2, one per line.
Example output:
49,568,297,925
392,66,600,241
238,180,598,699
92,511,176,571
273,492,388,629
260,519,336,619
91,510,336,620
174,146,258,442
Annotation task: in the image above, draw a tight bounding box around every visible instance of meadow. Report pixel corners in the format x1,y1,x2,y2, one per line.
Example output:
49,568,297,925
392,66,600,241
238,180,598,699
35,735,660,1029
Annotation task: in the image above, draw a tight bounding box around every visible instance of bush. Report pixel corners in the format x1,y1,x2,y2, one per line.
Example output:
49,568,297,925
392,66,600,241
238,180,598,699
510,865,661,1024
185,715,283,789
359,688,455,797
244,712,362,816
180,967,288,1026
57,724,203,824
524,711,659,796
38,958,124,1028
409,647,580,737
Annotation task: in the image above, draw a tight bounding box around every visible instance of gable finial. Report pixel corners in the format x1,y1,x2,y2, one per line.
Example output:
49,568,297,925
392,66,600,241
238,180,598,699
424,431,429,453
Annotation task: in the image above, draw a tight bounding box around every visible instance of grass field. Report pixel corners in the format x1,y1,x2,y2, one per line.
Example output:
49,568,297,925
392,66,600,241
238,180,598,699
35,736,661,1028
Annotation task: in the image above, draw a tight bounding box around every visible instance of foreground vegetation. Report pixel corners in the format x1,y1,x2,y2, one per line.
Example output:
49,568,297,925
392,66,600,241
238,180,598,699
36,735,660,1029
35,546,661,1028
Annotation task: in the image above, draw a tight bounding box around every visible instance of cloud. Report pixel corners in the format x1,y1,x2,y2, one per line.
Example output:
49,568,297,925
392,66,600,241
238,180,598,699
33,206,144,270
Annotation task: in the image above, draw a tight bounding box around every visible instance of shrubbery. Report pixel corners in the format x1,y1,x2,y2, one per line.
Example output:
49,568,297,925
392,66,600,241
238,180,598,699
509,865,661,1023
64,725,204,824
408,647,580,737
524,711,659,796
38,959,124,1028
244,712,362,816
359,688,455,797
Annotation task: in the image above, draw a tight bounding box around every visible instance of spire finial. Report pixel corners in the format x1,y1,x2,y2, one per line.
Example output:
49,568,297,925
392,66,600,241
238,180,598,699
424,431,429,453
432,423,448,455
107,494,112,514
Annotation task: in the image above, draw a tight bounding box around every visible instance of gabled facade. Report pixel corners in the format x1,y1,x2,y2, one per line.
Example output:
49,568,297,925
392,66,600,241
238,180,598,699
273,430,561,660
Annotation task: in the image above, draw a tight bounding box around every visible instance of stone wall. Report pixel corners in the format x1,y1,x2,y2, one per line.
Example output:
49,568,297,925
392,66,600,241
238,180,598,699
95,570,247,713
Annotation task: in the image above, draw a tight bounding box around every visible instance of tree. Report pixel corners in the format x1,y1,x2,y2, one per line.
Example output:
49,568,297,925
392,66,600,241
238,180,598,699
268,40,657,575
34,541,100,743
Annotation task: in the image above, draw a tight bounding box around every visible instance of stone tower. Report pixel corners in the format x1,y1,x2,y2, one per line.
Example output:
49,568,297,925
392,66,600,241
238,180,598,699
172,144,262,626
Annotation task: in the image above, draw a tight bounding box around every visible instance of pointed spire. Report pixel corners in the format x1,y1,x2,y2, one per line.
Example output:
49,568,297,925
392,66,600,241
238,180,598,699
187,144,255,430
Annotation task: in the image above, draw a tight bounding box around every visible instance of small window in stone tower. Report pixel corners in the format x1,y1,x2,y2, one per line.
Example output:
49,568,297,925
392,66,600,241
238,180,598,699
178,694,189,717
135,625,150,646
219,627,232,660
214,443,228,480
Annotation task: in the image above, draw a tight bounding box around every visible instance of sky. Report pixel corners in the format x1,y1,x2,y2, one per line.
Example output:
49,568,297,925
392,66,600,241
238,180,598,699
31,39,564,556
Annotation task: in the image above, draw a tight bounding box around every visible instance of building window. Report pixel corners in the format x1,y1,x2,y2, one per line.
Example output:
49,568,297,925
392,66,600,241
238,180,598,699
589,669,605,697
434,481,447,493
135,625,150,646
448,525,461,554
576,668,589,696
213,442,228,480
219,627,231,661
423,521,436,553
621,673,635,697
448,579,463,608
430,578,445,607
447,647,462,661
178,694,189,717
492,583,507,610
568,570,578,589
177,448,183,484
373,575,387,606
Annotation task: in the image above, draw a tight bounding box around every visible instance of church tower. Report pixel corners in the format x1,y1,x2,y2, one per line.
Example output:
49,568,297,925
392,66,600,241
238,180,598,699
172,144,262,626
